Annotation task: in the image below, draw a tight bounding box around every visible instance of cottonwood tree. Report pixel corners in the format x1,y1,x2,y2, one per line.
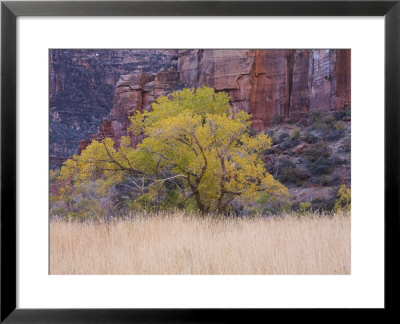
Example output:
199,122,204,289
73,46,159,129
58,87,288,215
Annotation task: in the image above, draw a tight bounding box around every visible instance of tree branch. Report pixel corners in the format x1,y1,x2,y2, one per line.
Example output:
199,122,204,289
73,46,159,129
102,141,144,175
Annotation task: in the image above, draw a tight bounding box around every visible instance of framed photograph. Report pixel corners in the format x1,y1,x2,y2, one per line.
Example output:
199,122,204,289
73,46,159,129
1,0,399,322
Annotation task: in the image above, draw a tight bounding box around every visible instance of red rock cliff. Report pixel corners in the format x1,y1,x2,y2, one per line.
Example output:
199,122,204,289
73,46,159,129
178,49,350,130
79,68,181,153
79,49,350,153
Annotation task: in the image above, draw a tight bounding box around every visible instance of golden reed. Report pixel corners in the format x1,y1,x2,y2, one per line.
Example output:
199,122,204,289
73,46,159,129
50,212,350,275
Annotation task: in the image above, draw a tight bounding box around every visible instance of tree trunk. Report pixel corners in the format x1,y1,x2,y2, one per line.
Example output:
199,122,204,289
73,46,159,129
193,190,207,215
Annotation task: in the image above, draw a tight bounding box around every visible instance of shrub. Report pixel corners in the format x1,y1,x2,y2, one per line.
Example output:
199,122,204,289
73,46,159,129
324,128,344,142
275,158,309,186
345,108,351,120
339,139,351,152
333,110,347,120
333,184,351,213
272,114,284,125
130,193,157,212
290,127,301,140
310,111,323,123
162,62,178,71
321,114,336,125
307,157,333,175
265,130,275,137
320,175,329,186
277,129,301,151
276,158,296,169
320,174,340,186
280,138,294,151
312,122,330,133
279,132,290,142
257,194,292,215
176,82,187,90
279,166,309,186
49,168,60,183
301,143,330,162
310,197,336,212
303,130,318,144
310,112,345,142
299,201,311,213
271,134,280,145
162,188,194,210
297,117,310,127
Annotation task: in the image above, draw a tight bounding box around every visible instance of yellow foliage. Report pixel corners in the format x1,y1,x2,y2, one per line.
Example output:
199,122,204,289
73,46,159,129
333,184,351,213
129,87,288,213
56,87,288,215
299,201,311,213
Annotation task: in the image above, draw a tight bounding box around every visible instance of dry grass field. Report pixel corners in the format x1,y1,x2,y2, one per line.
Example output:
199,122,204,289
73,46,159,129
50,212,350,275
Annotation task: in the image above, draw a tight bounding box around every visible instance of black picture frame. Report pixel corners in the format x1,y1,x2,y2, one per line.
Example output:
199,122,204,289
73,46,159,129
1,0,399,322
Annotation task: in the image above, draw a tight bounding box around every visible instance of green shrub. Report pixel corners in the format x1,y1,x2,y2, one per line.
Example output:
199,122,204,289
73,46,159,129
320,174,340,186
275,158,309,186
310,197,336,212
310,112,345,142
279,132,290,142
307,157,333,175
301,143,330,162
130,193,157,212
321,114,336,125
49,168,60,183
279,166,309,186
290,127,301,140
333,184,351,213
162,188,193,210
310,111,323,123
334,121,345,131
299,201,311,213
312,121,330,133
257,195,292,215
271,134,280,145
276,158,295,169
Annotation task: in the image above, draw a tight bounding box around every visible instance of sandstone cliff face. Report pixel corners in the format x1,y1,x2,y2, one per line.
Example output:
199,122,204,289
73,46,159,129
178,49,351,130
79,69,181,153
49,49,179,167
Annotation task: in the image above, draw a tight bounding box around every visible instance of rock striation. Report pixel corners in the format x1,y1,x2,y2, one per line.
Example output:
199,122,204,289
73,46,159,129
178,49,351,130
78,68,181,153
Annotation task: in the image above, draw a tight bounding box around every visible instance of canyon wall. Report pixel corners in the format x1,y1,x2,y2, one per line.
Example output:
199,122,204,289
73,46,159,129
50,49,350,166
79,69,181,151
178,49,351,130
49,49,179,167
